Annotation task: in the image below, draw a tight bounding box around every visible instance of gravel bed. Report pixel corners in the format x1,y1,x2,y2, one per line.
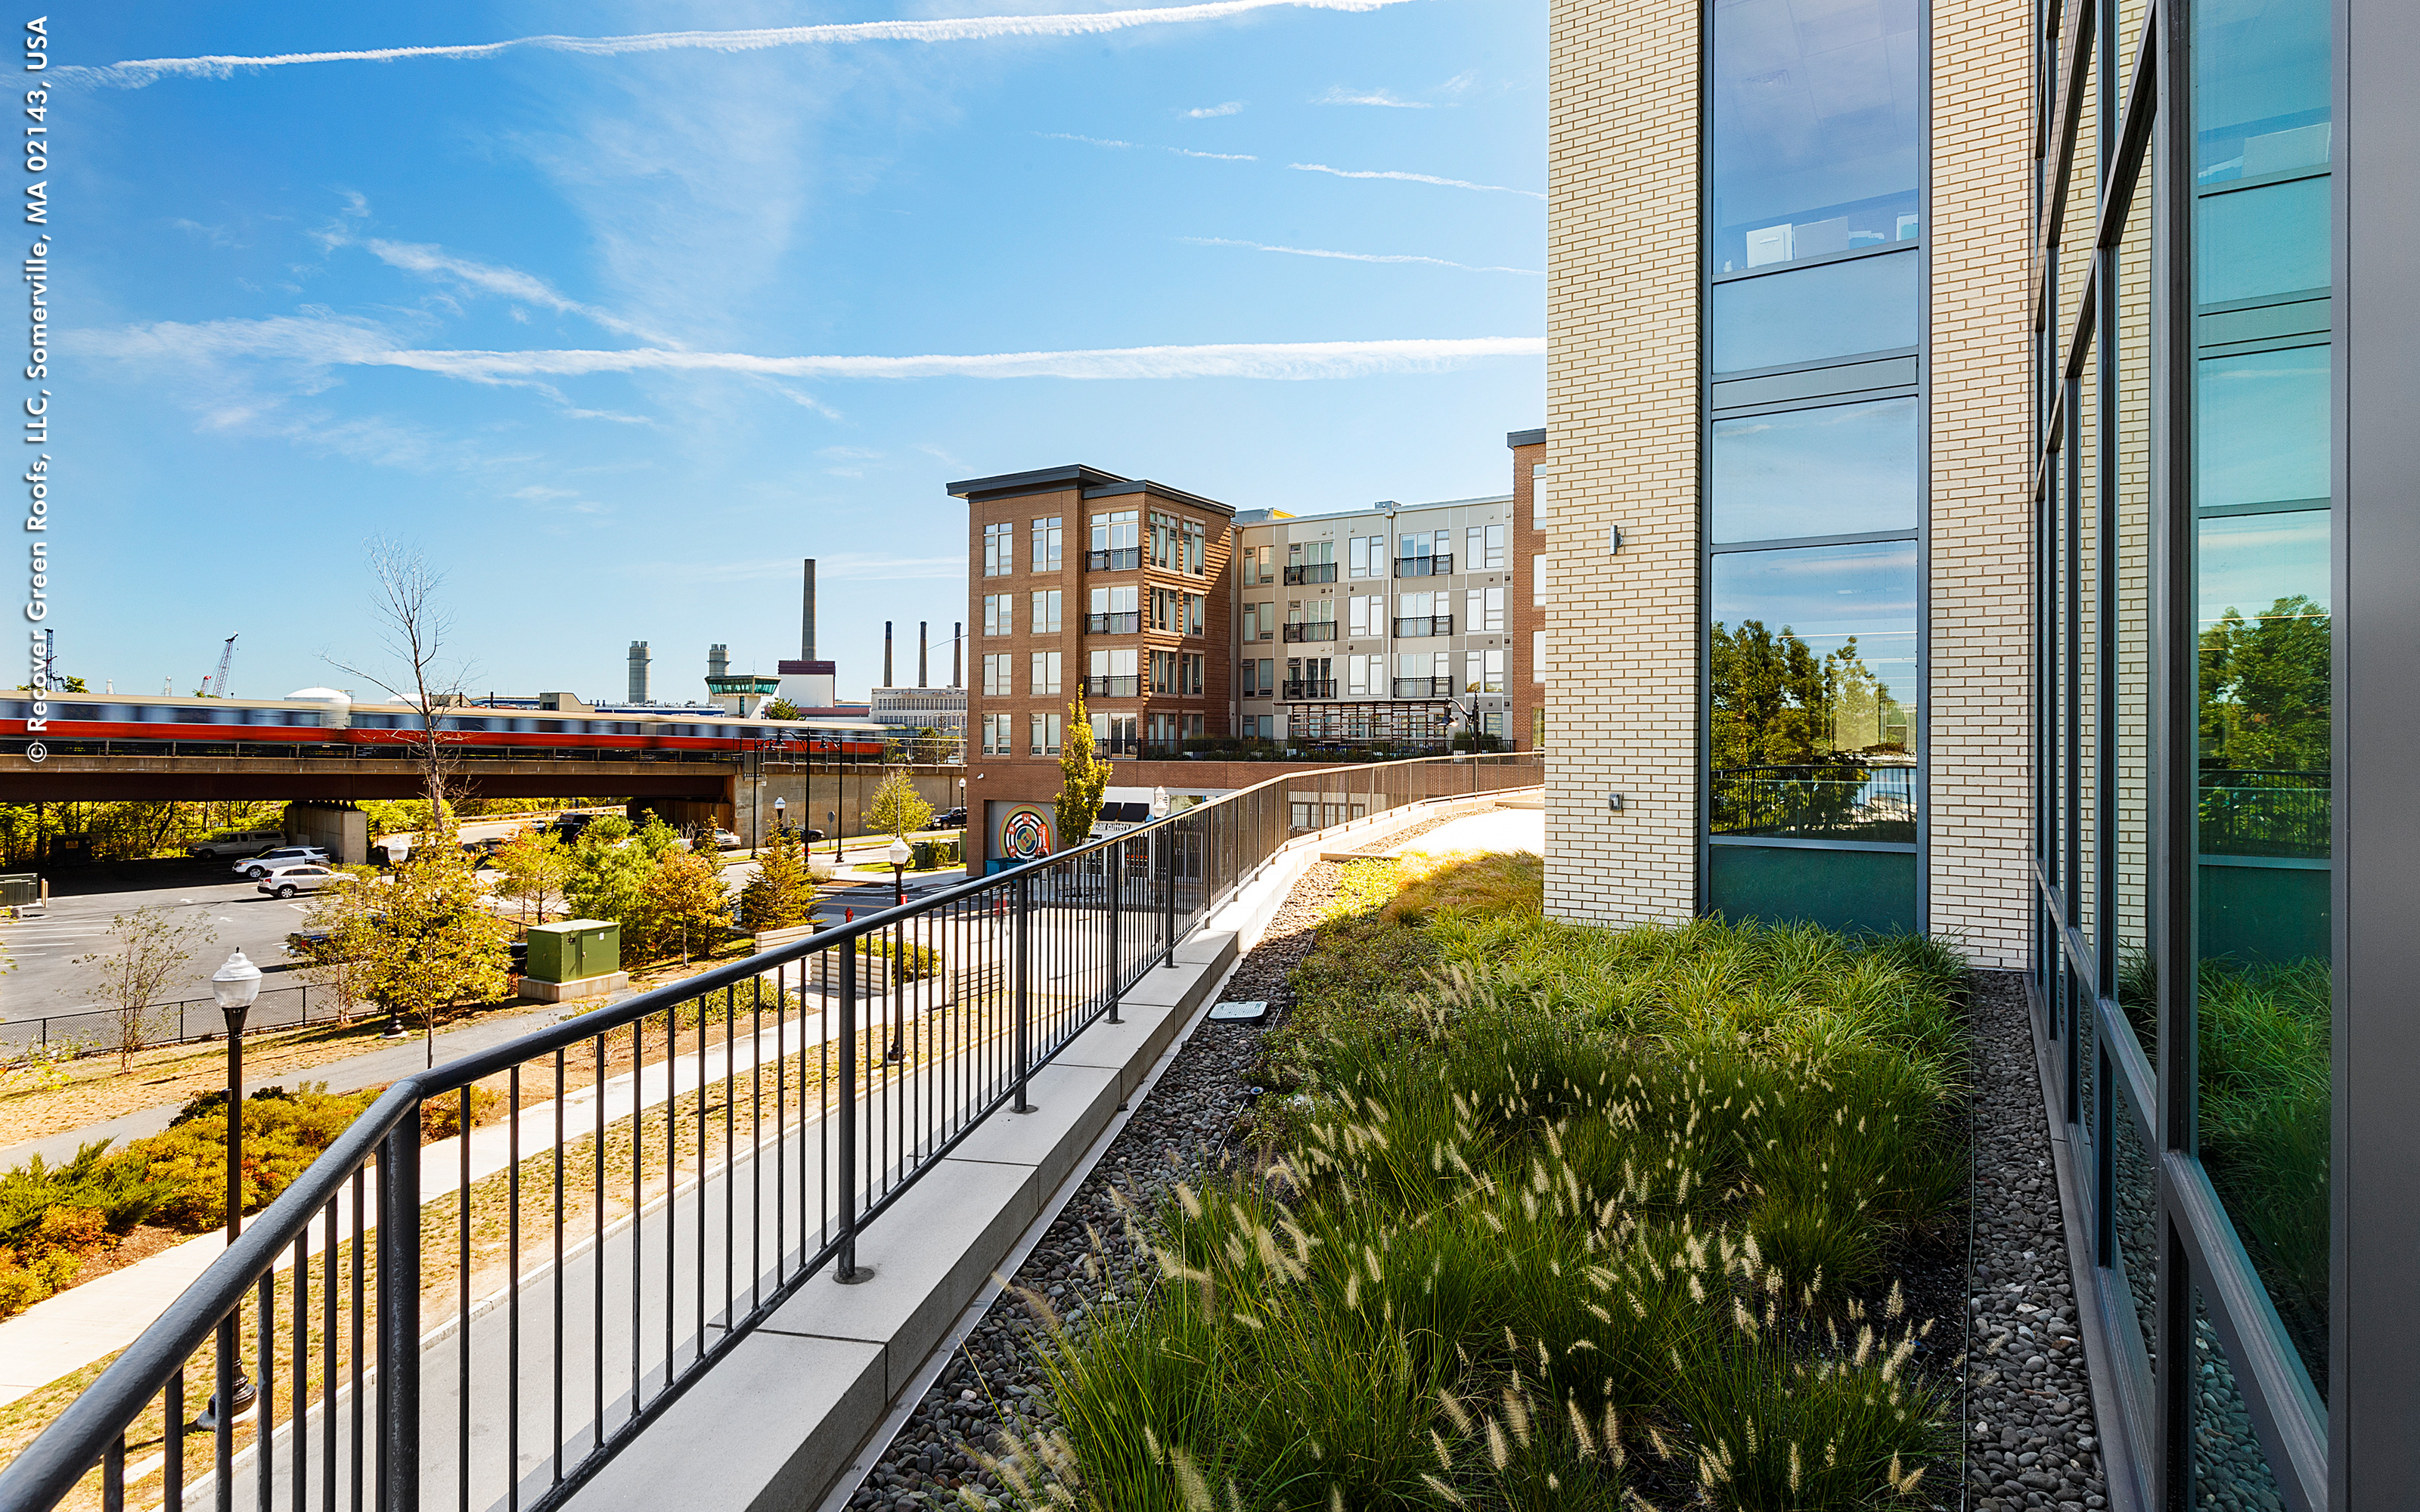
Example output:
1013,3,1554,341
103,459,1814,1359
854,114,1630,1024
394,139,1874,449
1965,968,2108,1512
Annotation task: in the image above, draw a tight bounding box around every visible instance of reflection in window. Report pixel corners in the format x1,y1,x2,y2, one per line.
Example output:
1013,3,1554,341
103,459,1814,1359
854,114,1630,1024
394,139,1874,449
1711,249,1919,373
2198,178,2331,305
1710,541,1917,842
2197,348,2329,509
2193,0,2329,183
1709,0,1920,272
2192,1290,2294,1507
1711,396,1919,542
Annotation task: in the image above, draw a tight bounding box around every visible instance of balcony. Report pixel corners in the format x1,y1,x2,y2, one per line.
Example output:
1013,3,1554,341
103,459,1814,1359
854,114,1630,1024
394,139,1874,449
1084,675,1140,698
1392,615,1455,638
1086,547,1140,571
1393,677,1455,697
1283,679,1339,700
1395,553,1454,578
1284,562,1338,584
1283,621,1339,643
1084,612,1140,634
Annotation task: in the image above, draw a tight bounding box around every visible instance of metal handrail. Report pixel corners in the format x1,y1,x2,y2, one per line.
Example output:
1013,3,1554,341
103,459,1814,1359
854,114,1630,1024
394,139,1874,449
1,751,1542,1512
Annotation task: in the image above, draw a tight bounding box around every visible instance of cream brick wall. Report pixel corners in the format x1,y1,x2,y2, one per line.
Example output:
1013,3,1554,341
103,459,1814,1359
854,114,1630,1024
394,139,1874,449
1540,0,1701,928
1926,0,2037,968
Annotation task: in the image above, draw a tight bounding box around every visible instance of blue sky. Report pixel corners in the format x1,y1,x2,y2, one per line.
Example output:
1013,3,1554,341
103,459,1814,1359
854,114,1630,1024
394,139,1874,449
63,0,1544,705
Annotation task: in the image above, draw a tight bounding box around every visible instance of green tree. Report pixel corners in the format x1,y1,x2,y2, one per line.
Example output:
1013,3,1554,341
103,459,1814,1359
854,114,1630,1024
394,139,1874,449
563,815,655,925
351,848,513,1066
298,866,383,1024
490,829,573,931
1055,694,1109,850
763,697,802,720
2200,593,2331,772
631,851,730,964
739,829,816,931
71,905,218,1070
867,769,934,838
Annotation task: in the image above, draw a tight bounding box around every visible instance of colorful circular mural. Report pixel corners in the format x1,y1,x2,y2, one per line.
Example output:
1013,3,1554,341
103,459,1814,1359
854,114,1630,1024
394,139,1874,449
1000,805,1052,861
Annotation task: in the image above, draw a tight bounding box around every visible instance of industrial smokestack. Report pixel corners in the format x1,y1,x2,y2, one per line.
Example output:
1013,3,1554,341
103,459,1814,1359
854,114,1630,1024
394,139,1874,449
628,641,651,704
918,621,929,689
707,643,728,680
800,559,817,662
951,621,962,689
883,621,894,687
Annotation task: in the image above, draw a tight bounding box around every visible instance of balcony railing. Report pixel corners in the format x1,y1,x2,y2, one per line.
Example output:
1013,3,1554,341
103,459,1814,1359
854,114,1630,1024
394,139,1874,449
1393,677,1456,697
1711,762,1917,844
1283,680,1339,700
1084,675,1140,698
1283,622,1339,643
1395,553,1454,578
1085,547,1140,571
1283,562,1337,584
1084,612,1140,634
0,748,1536,1512
2198,768,2330,859
1392,615,1455,637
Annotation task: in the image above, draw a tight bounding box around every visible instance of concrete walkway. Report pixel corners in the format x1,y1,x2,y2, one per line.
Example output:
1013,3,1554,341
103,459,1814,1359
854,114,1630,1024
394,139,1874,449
1381,804,1547,861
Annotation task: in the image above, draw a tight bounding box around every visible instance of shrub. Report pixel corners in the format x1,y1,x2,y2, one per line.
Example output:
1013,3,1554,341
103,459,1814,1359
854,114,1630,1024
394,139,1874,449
132,1083,381,1231
419,1083,506,1142
858,936,941,984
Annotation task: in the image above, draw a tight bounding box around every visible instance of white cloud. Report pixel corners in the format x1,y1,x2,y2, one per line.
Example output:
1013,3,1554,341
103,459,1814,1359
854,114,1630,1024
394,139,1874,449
1314,85,1429,107
1435,69,1477,95
79,314,1542,384
64,0,1425,88
1185,100,1246,116
365,239,664,342
1039,131,1256,161
1180,236,1540,275
1289,162,1544,199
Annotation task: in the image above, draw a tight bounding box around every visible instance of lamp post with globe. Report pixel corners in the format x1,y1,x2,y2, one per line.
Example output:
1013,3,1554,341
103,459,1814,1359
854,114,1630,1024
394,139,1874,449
379,834,411,1038
887,834,912,908
196,950,263,1430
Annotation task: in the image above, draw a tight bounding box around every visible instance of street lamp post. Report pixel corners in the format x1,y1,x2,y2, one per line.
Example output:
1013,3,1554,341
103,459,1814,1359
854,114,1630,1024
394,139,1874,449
197,949,263,1430
887,834,911,908
380,837,410,1038
773,795,786,840
830,810,840,860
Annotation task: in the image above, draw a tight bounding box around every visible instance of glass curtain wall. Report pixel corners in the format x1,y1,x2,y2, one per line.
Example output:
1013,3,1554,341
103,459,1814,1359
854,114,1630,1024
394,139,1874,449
1705,0,1925,934
2033,0,2329,1504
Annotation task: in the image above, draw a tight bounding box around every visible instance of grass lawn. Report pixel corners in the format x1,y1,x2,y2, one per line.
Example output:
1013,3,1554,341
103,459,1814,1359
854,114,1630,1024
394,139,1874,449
987,853,1969,1510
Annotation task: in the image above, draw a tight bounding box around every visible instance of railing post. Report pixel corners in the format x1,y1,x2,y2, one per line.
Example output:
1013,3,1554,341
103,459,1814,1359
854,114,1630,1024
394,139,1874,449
1161,822,1178,970
1105,847,1122,1024
837,943,861,1281
377,1112,420,1512
1013,872,1034,1113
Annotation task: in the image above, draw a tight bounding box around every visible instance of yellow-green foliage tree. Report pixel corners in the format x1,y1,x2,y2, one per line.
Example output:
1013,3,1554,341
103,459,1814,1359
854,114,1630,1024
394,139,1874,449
352,847,512,1063
867,769,935,838
1055,694,1109,850
631,851,730,965
490,829,573,931
739,828,815,931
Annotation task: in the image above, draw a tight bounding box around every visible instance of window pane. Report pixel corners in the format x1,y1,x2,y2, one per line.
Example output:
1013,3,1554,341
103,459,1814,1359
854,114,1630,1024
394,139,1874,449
1709,0,1921,273
1710,396,1919,541
2194,0,2330,184
1711,249,1919,373
2196,347,2328,508
2192,1289,2297,1505
2198,178,2331,305
1710,539,1917,841
1707,844,1915,935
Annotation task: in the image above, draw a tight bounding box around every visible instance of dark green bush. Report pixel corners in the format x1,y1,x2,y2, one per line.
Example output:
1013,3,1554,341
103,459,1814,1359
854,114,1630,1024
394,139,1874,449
132,1083,381,1230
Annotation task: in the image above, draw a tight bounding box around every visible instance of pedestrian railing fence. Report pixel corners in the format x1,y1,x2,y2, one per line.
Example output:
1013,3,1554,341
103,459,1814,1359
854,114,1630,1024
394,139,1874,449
1,984,328,1061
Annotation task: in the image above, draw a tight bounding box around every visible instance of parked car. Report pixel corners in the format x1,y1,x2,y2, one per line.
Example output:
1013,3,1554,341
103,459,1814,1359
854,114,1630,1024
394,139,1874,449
235,846,330,879
935,807,968,829
190,829,286,860
286,924,339,959
709,827,743,849
258,864,337,899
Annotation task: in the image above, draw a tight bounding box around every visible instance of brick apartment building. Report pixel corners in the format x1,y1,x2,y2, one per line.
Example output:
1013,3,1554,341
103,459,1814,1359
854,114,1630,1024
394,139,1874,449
953,429,1544,872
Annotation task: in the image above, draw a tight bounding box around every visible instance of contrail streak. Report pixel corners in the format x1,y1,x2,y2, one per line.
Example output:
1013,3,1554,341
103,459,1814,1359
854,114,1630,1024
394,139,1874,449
1289,161,1545,199
64,0,1423,88
1181,236,1540,274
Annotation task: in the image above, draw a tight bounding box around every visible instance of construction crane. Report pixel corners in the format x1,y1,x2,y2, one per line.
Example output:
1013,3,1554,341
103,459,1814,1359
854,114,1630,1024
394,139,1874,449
200,634,236,698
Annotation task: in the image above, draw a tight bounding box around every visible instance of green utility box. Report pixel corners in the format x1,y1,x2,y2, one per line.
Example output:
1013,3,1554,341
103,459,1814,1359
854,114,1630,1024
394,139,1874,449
527,920,620,984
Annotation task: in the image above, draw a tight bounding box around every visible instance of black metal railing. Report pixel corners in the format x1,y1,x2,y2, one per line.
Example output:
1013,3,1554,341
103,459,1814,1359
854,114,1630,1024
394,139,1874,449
1395,554,1454,578
1084,548,1139,572
1283,563,1336,585
1281,623,1338,643
0,752,1541,1512
1082,612,1140,635
2197,768,2329,859
1082,675,1140,698
0,984,321,1058
1392,615,1455,638
1711,761,1918,843
1282,680,1339,700
1393,677,1456,697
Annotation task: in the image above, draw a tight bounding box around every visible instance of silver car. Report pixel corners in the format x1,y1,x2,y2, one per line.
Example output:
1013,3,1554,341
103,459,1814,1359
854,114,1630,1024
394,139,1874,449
256,865,337,900
235,845,330,879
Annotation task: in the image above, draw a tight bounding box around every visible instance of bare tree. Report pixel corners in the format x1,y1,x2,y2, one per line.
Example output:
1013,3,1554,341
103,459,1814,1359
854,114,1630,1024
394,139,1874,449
71,905,218,1070
327,539,474,845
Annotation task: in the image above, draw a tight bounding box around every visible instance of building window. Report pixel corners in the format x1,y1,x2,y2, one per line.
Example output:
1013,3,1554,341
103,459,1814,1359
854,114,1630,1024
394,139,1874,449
981,653,1011,699
1184,519,1205,575
1397,530,1451,577
1088,510,1138,571
1030,516,1063,572
1030,651,1060,696
1181,651,1204,695
1091,711,1137,756
1185,592,1205,637
982,593,1013,637
981,712,1013,757
1464,586,1506,633
1286,540,1336,584
1711,398,1921,543
1531,631,1544,682
1240,543,1275,587
1465,523,1506,571
1087,584,1139,634
1348,534,1386,578
1086,647,1139,697
1027,711,1061,757
1460,648,1505,695
1031,589,1062,633
1242,602,1277,641
1392,651,1449,698
982,520,1014,577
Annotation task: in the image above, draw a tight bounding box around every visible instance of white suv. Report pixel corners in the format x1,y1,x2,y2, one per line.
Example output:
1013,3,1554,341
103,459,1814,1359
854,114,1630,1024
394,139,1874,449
235,846,330,879
191,829,286,860
257,865,337,900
